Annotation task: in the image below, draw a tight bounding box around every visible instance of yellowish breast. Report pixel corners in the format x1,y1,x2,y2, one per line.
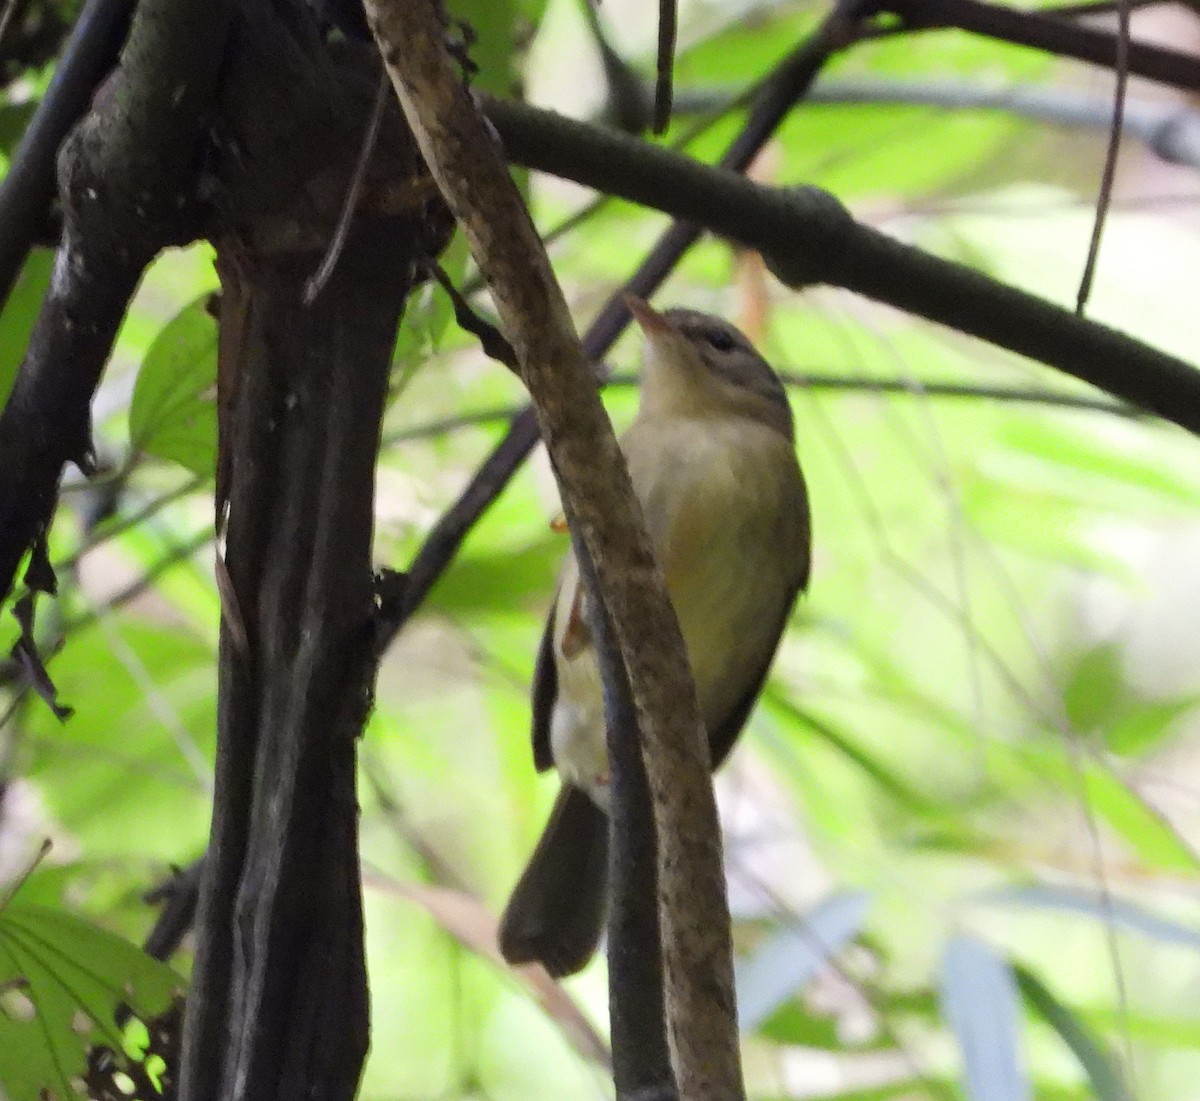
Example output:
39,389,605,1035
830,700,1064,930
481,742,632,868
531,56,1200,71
548,409,809,805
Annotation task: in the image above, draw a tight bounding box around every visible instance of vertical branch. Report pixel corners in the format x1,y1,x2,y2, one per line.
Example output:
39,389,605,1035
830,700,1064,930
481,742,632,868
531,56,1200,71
180,226,406,1101
365,0,744,1096
177,7,451,1100
569,537,673,1095
653,0,678,134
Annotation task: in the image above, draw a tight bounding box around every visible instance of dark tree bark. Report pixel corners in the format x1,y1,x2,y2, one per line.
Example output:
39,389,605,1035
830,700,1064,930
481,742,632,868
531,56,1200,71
0,0,231,608
176,6,450,1101
179,231,399,1101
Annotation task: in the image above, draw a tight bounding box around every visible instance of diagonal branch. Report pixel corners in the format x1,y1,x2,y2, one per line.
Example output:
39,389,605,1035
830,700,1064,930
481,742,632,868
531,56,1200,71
484,96,1200,435
0,0,235,611
365,0,746,1097
0,0,132,310
876,0,1200,91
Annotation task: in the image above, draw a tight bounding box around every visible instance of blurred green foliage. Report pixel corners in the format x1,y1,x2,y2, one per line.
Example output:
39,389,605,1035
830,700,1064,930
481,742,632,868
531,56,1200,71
3,0,1200,1099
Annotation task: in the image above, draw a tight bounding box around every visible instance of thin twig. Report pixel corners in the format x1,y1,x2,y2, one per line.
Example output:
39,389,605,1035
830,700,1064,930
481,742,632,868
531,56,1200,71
305,69,390,305
879,0,1200,92
1076,0,1130,313
52,474,205,579
1043,0,1165,15
57,529,213,637
425,261,519,369
653,0,678,134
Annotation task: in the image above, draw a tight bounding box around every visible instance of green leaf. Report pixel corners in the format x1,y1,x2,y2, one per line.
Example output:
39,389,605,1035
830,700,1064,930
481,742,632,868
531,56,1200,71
996,418,1200,508
1106,696,1198,756
0,248,54,409
447,0,523,95
429,536,561,617
1039,751,1200,873
24,617,215,864
1015,965,1133,1101
1061,644,1199,754
0,904,182,1101
129,295,218,476
392,230,468,385
0,102,37,155
1063,644,1123,732
764,691,943,817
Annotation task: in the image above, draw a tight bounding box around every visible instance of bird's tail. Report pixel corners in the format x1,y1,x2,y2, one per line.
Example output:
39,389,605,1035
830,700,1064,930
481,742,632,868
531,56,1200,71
498,784,608,978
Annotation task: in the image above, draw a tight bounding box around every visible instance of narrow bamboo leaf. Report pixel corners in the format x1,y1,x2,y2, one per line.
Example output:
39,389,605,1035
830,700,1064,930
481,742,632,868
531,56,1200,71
763,690,945,819
1012,744,1200,872
1106,696,1199,756
978,885,1200,952
736,890,871,1032
1014,965,1132,1101
939,936,1031,1101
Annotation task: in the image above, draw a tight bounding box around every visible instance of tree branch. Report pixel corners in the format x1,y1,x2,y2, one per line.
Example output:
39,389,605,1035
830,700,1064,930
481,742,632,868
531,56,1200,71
0,0,234,611
176,8,450,1099
483,96,1200,435
366,0,747,1096
876,0,1200,91
654,0,678,134
0,0,132,310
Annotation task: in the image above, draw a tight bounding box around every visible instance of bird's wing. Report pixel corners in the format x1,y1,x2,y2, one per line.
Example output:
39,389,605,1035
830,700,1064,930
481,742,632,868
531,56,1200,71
707,582,803,768
531,594,558,772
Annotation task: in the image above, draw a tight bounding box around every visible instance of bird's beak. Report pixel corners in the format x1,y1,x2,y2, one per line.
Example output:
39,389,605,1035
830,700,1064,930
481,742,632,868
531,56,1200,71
625,295,675,340
625,295,699,386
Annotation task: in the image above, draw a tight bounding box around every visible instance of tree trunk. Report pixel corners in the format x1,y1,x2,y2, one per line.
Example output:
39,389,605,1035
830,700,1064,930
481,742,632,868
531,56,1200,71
177,6,450,1098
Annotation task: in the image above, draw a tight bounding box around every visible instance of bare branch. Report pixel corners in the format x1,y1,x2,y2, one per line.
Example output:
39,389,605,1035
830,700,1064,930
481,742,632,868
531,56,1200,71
365,0,747,1095
0,0,132,310
880,0,1200,91
0,0,235,611
483,96,1200,434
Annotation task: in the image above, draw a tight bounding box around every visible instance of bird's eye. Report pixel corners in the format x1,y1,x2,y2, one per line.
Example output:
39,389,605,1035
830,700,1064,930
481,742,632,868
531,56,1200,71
705,328,736,353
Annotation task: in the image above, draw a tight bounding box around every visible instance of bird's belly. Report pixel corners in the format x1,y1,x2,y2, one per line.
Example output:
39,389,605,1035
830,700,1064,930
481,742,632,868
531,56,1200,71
549,650,609,806
549,419,806,809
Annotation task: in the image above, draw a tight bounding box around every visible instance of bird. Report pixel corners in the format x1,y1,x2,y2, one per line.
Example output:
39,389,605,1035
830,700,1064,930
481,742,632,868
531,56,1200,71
498,297,811,978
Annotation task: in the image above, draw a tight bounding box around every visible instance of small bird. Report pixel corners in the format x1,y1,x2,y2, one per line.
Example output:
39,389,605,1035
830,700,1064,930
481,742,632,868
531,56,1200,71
498,298,811,977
